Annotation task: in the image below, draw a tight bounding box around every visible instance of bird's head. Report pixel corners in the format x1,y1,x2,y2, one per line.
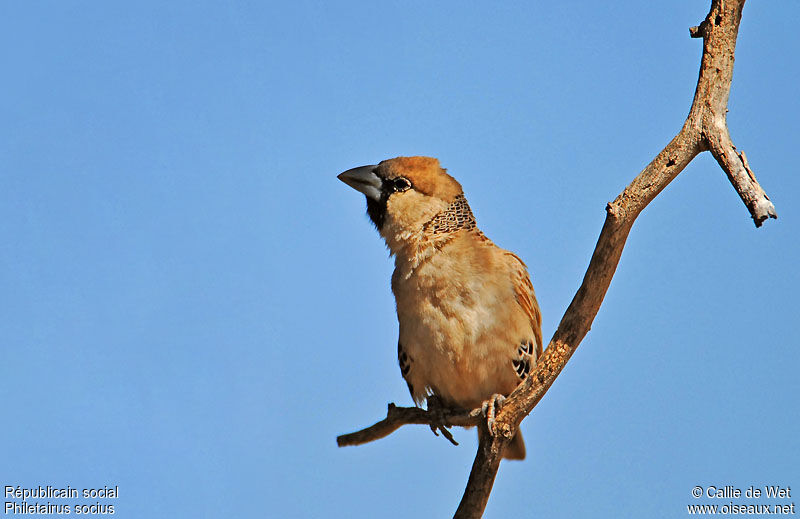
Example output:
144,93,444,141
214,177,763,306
338,156,466,254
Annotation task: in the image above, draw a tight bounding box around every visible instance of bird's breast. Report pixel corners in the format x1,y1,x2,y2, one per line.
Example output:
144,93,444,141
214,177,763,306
392,239,523,408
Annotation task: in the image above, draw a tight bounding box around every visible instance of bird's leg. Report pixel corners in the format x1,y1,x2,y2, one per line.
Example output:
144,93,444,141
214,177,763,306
426,395,458,446
481,393,507,436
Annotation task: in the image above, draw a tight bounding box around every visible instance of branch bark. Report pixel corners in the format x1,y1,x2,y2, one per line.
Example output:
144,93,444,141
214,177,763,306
336,403,480,447
338,1,777,517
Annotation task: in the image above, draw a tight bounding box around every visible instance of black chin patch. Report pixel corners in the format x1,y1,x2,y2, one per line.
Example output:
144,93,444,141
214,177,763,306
365,195,387,230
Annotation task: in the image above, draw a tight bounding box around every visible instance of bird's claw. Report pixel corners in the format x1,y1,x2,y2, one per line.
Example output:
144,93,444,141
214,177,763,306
481,394,507,436
426,396,458,446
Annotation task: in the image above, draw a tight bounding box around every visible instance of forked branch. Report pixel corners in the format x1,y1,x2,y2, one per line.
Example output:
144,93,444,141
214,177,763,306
338,1,777,517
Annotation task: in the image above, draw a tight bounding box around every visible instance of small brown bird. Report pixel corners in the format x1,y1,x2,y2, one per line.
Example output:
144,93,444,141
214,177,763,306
338,156,542,460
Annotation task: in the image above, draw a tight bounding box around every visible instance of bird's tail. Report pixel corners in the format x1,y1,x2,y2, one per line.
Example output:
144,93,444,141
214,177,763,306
477,429,526,460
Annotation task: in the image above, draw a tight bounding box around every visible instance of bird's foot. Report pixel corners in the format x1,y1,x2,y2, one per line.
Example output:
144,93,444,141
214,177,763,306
426,395,458,446
481,393,507,436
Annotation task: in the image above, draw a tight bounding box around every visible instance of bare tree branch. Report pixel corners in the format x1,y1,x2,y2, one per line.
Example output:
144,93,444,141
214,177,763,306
337,403,480,447
689,2,778,226
338,1,777,517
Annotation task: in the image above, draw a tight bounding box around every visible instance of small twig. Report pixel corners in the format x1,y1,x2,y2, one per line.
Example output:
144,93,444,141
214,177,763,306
689,22,707,38
336,403,481,447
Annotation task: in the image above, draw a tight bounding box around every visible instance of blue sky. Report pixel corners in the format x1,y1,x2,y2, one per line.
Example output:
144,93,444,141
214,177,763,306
1,2,798,518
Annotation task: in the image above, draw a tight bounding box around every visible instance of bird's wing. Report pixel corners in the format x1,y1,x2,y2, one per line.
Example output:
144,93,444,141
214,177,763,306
506,252,543,361
397,341,416,401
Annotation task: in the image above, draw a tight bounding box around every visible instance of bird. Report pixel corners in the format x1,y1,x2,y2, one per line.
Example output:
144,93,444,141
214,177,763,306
337,156,542,460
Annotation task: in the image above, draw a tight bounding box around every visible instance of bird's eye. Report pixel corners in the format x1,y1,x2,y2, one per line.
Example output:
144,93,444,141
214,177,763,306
392,177,412,192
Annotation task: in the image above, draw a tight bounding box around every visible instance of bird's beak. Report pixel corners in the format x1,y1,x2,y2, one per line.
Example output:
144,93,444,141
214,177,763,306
338,165,382,202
